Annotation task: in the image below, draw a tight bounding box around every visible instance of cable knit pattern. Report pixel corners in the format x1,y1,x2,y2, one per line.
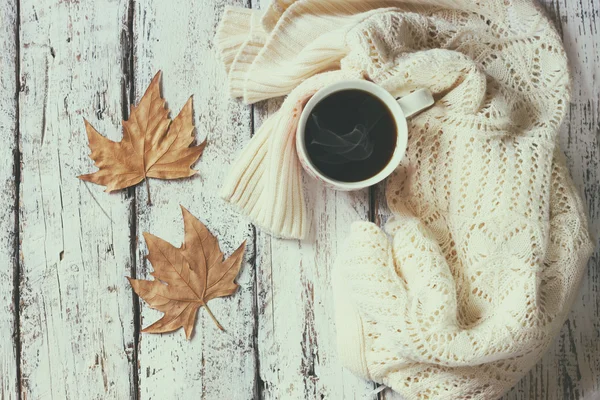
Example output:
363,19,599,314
216,1,595,398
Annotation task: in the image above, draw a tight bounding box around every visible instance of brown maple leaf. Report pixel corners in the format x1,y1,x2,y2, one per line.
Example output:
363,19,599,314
79,71,206,205
128,206,246,339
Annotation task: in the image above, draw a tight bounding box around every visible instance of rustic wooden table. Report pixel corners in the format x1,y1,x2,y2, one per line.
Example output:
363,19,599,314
0,0,598,399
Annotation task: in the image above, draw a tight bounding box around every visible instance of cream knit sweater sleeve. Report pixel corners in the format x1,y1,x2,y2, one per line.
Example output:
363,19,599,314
216,4,360,238
216,1,596,398
333,148,593,399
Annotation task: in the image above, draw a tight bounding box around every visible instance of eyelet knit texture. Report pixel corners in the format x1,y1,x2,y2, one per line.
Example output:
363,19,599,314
216,1,595,398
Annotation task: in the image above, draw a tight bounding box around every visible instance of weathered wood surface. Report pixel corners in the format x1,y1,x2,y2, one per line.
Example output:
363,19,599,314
3,0,599,399
132,0,257,398
18,0,136,398
0,1,18,399
253,98,376,399
249,3,374,398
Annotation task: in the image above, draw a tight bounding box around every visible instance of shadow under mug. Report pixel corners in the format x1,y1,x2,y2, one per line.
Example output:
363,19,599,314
296,80,434,191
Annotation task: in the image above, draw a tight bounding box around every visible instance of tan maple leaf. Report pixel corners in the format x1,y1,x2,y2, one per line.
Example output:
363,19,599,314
128,206,246,339
79,71,206,204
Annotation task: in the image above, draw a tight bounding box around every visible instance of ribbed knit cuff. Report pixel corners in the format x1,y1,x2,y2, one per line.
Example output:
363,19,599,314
215,7,255,72
260,0,297,33
228,29,266,98
332,268,370,380
215,6,268,99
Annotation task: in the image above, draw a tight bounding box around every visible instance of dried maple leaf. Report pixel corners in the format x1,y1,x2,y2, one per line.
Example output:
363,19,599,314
128,206,246,339
79,71,206,204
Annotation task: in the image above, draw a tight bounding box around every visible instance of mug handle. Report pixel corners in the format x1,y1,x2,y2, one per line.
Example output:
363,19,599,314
396,88,434,118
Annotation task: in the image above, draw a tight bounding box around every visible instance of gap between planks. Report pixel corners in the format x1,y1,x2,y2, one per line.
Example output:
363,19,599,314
12,0,22,398
122,0,140,399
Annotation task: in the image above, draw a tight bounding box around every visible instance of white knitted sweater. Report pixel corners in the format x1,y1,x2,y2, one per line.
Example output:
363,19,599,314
216,1,595,399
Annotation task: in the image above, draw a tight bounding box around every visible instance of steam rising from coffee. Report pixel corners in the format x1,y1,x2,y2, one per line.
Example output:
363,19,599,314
307,97,384,165
303,89,396,182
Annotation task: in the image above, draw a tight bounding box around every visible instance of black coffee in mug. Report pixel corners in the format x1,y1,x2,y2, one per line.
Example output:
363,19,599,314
304,89,397,182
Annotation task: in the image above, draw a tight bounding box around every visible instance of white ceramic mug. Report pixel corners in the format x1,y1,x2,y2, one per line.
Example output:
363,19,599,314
296,80,434,191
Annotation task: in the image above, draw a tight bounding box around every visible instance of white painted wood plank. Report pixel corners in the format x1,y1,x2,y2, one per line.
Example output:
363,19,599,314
132,1,257,398
252,103,375,398
246,1,374,397
245,1,371,397
0,0,18,399
18,1,136,398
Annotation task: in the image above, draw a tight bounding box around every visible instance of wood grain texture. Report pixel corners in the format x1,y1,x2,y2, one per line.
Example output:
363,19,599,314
251,1,376,395
5,0,598,399
254,100,377,400
18,0,136,398
0,0,18,399
131,0,257,398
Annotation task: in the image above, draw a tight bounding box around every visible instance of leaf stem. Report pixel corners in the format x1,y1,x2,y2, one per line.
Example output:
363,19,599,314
203,303,224,331
145,178,152,205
